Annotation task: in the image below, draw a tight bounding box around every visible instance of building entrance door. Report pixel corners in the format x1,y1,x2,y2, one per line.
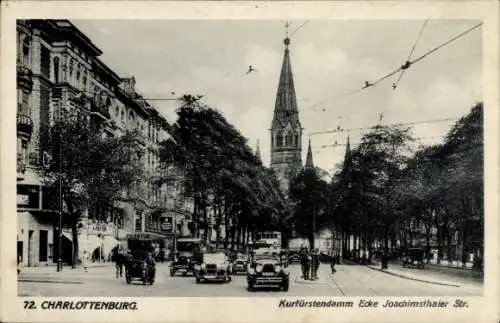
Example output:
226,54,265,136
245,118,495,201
17,241,23,264
28,230,34,266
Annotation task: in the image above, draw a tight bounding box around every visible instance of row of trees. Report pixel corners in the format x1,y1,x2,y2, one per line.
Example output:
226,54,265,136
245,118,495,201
287,102,483,267
159,95,288,249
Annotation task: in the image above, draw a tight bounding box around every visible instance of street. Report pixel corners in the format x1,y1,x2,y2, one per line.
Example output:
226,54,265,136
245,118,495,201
18,262,483,297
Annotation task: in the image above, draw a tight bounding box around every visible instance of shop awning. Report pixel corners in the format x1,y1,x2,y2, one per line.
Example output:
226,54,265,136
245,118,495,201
62,232,73,242
79,234,102,254
102,236,121,257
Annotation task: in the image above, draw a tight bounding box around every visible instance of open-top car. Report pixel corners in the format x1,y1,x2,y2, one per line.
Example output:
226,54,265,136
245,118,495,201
125,258,155,285
247,254,289,292
170,238,203,277
195,252,232,283
231,251,250,275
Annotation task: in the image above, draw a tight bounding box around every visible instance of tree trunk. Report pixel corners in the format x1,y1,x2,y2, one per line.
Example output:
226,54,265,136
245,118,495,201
70,219,78,268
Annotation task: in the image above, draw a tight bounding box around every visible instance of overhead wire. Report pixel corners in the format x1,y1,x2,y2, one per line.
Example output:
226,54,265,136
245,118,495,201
283,21,483,119
309,117,458,136
393,20,428,90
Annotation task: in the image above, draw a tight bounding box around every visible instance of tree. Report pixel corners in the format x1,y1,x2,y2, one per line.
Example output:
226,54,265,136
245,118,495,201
159,95,286,248
40,111,145,267
288,167,330,250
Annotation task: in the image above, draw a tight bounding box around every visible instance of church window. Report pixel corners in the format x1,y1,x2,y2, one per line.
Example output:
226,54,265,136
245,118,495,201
285,133,293,147
276,131,283,148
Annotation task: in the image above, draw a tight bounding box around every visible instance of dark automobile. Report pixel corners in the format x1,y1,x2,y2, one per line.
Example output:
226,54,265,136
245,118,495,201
231,252,250,275
195,252,232,283
402,248,425,269
170,238,203,277
247,255,289,292
125,259,155,285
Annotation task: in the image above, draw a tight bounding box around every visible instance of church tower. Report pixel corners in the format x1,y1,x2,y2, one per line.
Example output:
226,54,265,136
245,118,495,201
270,33,302,193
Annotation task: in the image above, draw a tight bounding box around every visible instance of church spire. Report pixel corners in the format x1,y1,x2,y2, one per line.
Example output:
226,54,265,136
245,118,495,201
305,138,314,169
272,33,300,128
255,140,262,162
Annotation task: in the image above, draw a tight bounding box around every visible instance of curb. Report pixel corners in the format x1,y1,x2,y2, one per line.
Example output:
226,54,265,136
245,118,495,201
366,266,460,287
18,279,83,285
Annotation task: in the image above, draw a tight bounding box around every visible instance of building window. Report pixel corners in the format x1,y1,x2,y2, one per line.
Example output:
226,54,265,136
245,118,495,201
20,90,29,114
295,134,299,147
285,133,292,146
121,110,125,122
53,57,60,83
22,38,30,66
40,46,51,79
82,76,87,92
276,132,283,148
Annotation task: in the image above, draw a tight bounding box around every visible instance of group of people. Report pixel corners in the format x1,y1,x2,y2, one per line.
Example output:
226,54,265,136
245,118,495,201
299,248,321,280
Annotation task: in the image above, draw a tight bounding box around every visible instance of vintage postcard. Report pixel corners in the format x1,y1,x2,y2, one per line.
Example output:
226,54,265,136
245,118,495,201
1,1,498,323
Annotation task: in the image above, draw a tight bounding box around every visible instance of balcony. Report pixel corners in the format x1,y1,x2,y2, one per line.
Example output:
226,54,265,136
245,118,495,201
17,113,33,137
17,65,33,92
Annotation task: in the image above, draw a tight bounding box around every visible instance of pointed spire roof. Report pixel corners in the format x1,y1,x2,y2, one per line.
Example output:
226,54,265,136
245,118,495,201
305,138,314,169
272,37,300,128
255,140,262,161
342,136,352,186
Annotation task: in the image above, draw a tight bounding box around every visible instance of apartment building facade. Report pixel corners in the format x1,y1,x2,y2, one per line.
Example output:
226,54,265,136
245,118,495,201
16,19,191,267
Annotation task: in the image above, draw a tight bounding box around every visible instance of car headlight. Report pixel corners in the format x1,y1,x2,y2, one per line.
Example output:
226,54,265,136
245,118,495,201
255,264,263,272
201,263,206,269
194,264,201,271
274,265,282,273
248,268,256,275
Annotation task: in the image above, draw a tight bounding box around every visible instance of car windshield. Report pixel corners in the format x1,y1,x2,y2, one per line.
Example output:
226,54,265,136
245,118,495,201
204,253,226,263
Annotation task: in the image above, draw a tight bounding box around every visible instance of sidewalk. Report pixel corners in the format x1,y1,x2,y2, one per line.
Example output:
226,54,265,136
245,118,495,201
366,261,483,289
18,263,115,284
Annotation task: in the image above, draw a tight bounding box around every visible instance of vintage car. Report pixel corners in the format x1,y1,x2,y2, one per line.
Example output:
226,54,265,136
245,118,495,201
170,238,203,277
247,254,289,292
195,252,232,283
231,252,250,275
125,259,156,285
402,248,425,269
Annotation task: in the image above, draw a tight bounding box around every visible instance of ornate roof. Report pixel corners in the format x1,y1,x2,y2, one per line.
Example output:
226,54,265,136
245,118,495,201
271,38,301,130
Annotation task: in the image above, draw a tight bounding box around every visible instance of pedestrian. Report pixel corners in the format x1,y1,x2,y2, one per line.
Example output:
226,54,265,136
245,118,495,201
82,250,89,272
330,252,337,274
312,249,320,280
113,246,126,278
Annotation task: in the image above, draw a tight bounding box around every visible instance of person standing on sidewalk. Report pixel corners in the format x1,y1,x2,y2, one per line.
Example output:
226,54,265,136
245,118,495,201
330,252,338,274
312,249,320,280
82,250,89,272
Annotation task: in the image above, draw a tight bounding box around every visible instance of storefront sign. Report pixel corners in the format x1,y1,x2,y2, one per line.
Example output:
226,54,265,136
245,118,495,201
161,217,173,232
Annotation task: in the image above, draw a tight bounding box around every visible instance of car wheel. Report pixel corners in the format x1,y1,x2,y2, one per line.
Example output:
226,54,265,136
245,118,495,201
227,275,232,282
170,268,175,277
196,277,201,284
247,285,254,292
150,279,154,285
126,276,131,284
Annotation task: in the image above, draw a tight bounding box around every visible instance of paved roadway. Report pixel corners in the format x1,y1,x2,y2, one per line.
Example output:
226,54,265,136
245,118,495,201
18,263,483,297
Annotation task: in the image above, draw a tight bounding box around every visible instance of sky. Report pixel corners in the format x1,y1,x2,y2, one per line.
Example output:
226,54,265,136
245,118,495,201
73,19,482,175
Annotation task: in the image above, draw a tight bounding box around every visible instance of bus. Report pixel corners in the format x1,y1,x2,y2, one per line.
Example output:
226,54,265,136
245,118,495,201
254,231,282,253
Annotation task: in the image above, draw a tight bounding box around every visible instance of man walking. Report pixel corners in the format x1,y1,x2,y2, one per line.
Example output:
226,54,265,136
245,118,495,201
330,252,338,274
312,249,320,280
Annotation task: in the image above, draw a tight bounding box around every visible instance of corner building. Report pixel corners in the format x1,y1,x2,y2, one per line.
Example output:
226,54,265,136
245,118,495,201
16,20,191,267
270,37,303,193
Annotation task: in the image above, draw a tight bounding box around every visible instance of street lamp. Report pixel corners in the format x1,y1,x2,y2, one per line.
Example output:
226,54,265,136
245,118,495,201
57,103,63,272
